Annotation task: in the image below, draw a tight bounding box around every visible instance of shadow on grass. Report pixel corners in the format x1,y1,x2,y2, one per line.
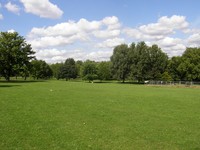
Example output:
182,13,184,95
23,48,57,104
116,81,144,85
0,85,21,88
83,80,145,85
0,80,47,84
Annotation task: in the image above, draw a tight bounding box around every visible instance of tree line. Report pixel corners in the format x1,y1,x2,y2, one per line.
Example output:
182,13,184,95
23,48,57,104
50,42,200,82
0,32,200,82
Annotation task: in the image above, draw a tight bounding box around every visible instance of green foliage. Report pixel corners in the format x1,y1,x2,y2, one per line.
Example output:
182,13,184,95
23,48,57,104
168,48,200,81
161,71,172,81
31,60,53,79
111,42,168,83
0,32,35,81
59,58,77,80
50,63,63,79
129,42,168,82
83,74,98,82
97,61,111,81
181,47,200,81
110,44,130,82
75,60,83,78
168,56,183,81
129,42,149,82
81,60,97,82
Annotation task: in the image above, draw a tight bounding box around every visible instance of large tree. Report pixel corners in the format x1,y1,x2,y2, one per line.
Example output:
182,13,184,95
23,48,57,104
0,32,35,81
97,61,111,81
180,47,200,81
129,42,168,82
50,62,63,79
168,56,183,81
59,58,77,80
110,44,130,82
31,60,53,80
81,60,98,82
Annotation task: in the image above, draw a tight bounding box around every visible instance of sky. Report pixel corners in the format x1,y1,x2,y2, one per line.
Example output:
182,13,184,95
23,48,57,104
0,0,200,63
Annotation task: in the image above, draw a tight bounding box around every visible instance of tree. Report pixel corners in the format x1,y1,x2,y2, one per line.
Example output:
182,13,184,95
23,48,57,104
31,60,53,79
50,62,63,79
82,60,98,82
129,42,149,82
147,44,168,80
129,42,168,82
97,61,111,81
0,32,35,81
168,56,183,81
181,47,200,81
161,71,172,81
59,58,77,80
76,60,83,78
110,44,130,83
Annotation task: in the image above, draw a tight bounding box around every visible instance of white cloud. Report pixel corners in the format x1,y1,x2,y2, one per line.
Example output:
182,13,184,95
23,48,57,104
102,16,121,30
97,38,125,48
124,15,189,41
187,33,200,47
93,30,121,38
20,0,63,19
0,14,3,20
29,19,101,38
5,2,20,15
35,48,112,63
7,29,15,33
158,38,186,56
123,15,191,57
28,16,122,50
26,15,200,63
157,37,182,48
86,50,113,61
93,29,121,39
27,16,123,63
92,16,121,39
35,48,85,63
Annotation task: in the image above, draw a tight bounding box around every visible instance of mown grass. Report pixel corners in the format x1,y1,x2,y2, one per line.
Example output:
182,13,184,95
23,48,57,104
0,80,200,149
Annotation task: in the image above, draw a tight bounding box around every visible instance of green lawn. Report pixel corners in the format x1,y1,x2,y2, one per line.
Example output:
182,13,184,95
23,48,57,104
0,80,200,149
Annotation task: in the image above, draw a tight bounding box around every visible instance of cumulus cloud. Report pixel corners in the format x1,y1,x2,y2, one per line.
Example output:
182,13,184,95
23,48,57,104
36,49,73,63
20,0,63,19
155,37,186,56
26,15,200,63
93,29,121,39
187,33,200,47
29,19,101,38
124,15,189,41
27,16,122,63
97,38,125,48
102,16,121,30
28,16,122,49
92,16,121,38
86,50,113,61
123,15,191,57
5,2,20,15
34,48,113,63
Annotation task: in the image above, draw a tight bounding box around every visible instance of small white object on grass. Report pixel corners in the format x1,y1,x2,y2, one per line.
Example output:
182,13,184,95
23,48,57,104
50,89,53,92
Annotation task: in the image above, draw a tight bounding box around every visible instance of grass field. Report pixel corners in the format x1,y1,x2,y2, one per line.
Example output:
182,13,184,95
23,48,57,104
0,80,200,149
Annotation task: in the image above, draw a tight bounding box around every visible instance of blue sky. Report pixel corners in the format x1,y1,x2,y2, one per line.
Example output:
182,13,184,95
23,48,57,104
1,0,200,63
